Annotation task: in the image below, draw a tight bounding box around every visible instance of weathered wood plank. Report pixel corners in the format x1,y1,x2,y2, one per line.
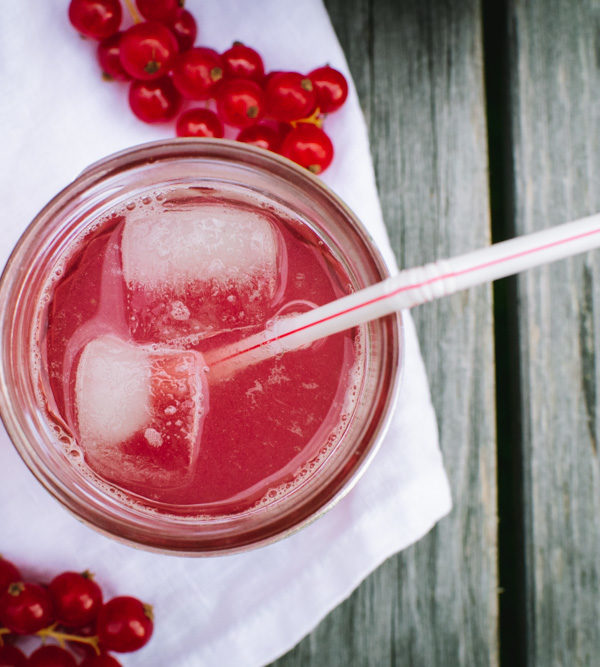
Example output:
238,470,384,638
271,1,497,665
508,1,600,664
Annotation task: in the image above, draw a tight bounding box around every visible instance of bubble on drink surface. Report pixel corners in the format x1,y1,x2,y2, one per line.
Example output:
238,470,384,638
75,335,208,490
121,203,287,342
170,300,190,321
144,428,163,448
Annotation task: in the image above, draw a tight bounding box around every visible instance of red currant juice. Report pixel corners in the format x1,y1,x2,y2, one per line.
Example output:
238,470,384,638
43,194,360,515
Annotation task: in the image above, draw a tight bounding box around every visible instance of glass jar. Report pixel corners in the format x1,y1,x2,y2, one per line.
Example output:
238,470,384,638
0,139,402,555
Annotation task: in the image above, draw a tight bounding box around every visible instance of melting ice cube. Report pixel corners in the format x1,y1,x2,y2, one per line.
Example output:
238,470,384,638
121,204,286,342
75,335,208,490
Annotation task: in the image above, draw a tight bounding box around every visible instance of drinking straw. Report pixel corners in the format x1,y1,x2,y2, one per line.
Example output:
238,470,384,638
207,212,600,379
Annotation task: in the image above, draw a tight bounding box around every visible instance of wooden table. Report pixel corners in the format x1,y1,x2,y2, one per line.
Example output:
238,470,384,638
271,1,600,664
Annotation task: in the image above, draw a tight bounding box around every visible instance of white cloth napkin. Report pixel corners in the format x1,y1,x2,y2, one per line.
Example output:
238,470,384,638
0,1,451,665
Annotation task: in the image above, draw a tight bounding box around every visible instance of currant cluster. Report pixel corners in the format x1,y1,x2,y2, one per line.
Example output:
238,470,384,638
68,0,349,174
0,555,152,666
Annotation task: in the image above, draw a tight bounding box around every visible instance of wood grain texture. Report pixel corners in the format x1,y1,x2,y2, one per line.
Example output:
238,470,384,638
271,1,497,665
508,1,600,664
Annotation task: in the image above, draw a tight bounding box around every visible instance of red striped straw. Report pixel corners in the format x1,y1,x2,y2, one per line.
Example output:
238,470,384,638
207,212,600,379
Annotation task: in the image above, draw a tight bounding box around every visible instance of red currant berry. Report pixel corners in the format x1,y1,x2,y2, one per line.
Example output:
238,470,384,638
97,596,153,653
263,70,284,86
237,124,283,153
0,557,21,594
172,47,224,100
80,655,122,667
176,109,224,138
68,0,122,40
136,0,181,24
0,582,54,634
0,644,27,667
265,72,317,121
308,66,349,113
97,32,130,81
281,124,334,174
170,9,197,52
129,78,182,123
277,121,293,141
119,22,178,81
48,571,103,629
222,42,264,83
29,646,78,667
217,79,265,128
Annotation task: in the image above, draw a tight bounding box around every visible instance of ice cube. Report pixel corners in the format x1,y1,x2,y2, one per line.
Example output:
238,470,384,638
75,335,208,490
75,336,150,446
121,204,286,342
121,204,280,290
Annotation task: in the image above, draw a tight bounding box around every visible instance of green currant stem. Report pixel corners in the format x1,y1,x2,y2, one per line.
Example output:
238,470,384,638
0,627,10,647
123,0,142,23
36,623,101,655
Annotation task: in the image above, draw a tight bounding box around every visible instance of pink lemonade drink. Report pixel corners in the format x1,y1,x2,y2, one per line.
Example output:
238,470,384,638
0,141,400,553
44,193,359,513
